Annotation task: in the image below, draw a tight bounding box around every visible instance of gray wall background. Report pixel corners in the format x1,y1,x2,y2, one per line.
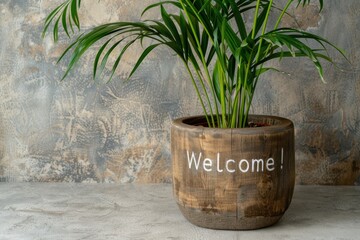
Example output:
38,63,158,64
0,0,359,184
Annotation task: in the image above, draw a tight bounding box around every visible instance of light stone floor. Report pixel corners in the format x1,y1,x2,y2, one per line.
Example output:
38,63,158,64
0,183,359,240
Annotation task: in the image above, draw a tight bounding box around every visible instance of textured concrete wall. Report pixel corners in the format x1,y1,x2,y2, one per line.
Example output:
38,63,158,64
0,0,359,184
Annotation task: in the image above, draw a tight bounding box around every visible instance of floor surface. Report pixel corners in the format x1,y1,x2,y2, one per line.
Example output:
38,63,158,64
0,183,359,240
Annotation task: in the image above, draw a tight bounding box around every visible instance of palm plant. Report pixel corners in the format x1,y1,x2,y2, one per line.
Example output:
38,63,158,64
43,0,345,128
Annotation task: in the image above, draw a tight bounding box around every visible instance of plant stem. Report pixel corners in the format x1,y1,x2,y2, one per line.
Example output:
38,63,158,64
251,0,262,39
183,61,212,126
179,0,219,126
275,0,294,30
255,0,274,62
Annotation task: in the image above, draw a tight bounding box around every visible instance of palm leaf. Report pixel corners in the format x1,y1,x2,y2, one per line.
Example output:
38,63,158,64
42,0,82,41
43,0,346,128
127,43,162,80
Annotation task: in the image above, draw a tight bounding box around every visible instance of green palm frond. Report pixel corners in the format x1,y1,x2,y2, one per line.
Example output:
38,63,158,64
43,0,345,128
42,0,82,41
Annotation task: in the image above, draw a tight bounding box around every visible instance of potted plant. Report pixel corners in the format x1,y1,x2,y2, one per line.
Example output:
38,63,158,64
43,0,345,230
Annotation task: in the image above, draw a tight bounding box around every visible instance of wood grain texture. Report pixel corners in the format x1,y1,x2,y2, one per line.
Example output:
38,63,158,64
172,115,295,229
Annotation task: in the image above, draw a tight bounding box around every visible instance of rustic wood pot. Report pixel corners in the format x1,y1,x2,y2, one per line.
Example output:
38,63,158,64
171,115,295,230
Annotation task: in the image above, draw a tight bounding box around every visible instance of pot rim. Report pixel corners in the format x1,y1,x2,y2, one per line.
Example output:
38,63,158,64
172,114,294,135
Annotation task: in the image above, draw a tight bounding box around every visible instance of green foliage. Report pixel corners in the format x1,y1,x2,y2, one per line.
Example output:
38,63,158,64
43,0,345,128
42,0,81,41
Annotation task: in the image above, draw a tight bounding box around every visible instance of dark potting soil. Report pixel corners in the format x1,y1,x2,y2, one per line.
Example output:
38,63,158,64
193,121,271,128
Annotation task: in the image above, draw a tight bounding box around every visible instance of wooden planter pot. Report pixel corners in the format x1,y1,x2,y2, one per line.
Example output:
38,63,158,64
171,115,295,230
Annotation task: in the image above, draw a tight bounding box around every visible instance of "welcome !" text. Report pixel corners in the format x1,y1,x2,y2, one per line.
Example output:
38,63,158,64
186,149,284,173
